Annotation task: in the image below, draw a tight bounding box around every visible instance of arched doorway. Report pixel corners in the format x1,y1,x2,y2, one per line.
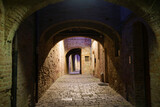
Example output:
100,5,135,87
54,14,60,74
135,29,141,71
10,17,154,105
66,48,81,74
132,22,151,107
11,15,37,107
5,0,158,106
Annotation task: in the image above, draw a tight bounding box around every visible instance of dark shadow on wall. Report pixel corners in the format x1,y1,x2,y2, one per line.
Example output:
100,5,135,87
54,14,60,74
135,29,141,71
12,14,36,107
104,16,155,107
11,32,18,107
132,21,151,107
121,17,155,106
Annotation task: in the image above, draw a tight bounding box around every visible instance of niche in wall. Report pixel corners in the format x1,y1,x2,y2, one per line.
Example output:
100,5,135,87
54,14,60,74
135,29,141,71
85,56,90,61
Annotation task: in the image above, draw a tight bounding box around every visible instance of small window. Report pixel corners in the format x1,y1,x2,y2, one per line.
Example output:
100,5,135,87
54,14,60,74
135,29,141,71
85,56,89,61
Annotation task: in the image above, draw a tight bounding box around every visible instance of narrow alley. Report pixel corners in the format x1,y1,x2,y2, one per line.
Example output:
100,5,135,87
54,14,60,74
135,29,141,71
1,0,159,107
36,75,133,107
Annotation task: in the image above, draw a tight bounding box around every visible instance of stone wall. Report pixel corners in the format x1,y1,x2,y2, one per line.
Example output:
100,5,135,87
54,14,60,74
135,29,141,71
16,14,36,107
150,30,160,107
0,0,160,106
121,19,135,104
38,0,122,35
64,37,91,74
104,35,126,101
81,46,91,75
0,0,4,47
38,40,65,98
122,17,157,106
91,40,105,79
0,1,12,107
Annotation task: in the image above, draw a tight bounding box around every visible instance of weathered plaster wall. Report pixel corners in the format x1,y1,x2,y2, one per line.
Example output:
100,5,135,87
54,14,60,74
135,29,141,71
91,40,105,79
38,40,65,98
64,37,91,74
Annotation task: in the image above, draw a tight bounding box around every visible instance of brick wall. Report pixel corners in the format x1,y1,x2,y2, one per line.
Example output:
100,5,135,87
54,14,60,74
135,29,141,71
104,35,126,100
1,0,160,106
16,14,36,107
150,30,160,107
0,3,6,104
121,19,135,104
122,17,159,106
0,13,37,107
0,0,4,48
91,40,105,78
38,1,122,35
38,40,65,98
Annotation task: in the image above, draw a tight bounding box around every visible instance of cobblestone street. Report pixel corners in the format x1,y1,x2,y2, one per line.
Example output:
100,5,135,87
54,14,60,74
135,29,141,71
36,75,133,107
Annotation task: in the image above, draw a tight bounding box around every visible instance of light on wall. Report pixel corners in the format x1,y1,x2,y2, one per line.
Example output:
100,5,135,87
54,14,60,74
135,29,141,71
58,40,64,49
129,56,132,64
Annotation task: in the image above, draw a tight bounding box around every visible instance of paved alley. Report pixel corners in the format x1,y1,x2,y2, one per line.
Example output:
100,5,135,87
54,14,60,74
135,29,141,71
36,75,133,107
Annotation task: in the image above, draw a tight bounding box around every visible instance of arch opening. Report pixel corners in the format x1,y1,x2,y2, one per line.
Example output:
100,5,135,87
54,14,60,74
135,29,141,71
66,48,81,74
38,21,119,69
5,0,158,107
38,36,107,100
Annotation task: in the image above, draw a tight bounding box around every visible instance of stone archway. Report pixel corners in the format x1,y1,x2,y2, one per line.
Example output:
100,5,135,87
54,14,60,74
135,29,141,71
4,0,160,43
0,0,160,107
38,26,110,101
38,22,116,99
38,20,120,68
66,48,81,74
122,16,155,106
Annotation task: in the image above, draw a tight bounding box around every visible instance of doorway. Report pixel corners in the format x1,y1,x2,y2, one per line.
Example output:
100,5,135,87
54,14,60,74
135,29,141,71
133,22,151,107
66,48,82,74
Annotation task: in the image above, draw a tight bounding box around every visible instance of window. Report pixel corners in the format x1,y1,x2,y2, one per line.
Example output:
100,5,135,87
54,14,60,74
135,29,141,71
85,56,89,61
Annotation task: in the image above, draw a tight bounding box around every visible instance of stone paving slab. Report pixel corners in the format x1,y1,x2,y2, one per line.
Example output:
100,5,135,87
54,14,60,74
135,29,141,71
36,75,134,107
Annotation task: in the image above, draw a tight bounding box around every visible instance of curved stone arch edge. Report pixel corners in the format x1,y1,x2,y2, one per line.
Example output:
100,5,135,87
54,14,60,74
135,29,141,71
5,0,157,44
